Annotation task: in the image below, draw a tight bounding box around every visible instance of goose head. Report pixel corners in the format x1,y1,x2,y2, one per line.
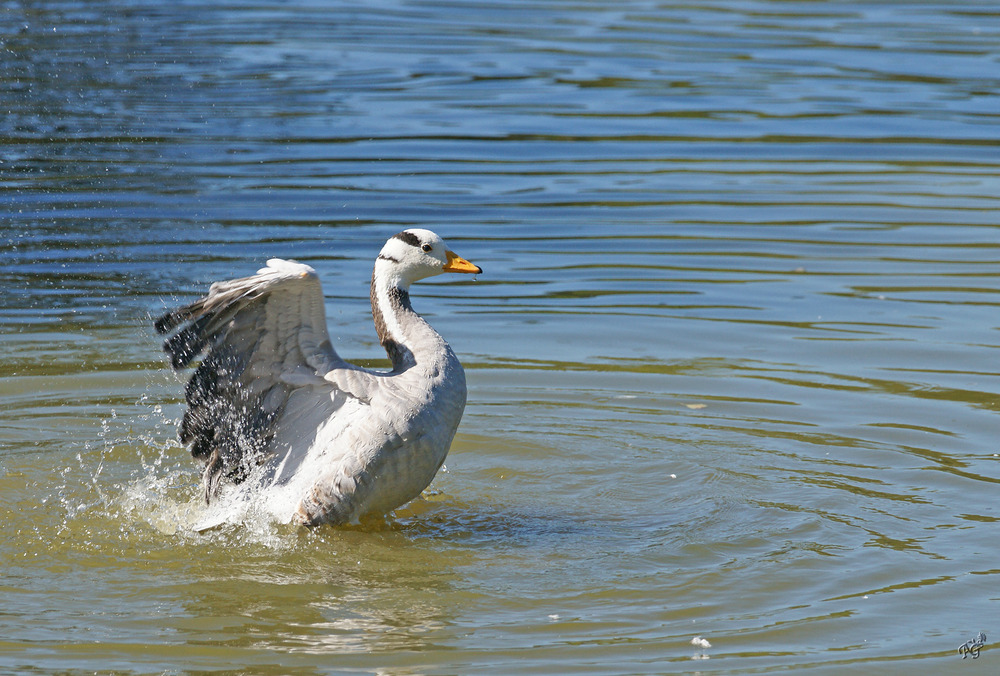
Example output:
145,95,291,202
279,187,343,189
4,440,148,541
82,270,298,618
375,229,481,287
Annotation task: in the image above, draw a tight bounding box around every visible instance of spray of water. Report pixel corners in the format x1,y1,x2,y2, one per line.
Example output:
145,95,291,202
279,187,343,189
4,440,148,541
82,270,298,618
52,392,302,551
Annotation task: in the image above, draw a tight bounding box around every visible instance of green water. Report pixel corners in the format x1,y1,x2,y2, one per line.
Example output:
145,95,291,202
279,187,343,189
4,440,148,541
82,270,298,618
3,1,1000,673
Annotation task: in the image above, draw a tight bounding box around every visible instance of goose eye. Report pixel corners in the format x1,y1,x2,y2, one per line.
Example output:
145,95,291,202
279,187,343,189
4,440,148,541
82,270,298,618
421,243,433,253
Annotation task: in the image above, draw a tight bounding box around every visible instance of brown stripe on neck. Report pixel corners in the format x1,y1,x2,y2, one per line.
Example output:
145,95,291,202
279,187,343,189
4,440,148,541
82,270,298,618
370,274,415,370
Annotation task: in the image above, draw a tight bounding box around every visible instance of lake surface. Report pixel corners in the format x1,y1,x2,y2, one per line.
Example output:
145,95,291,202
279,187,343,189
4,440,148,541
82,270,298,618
2,0,999,673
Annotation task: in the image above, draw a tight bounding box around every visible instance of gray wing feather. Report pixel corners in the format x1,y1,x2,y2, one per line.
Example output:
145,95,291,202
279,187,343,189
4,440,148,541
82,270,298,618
155,259,353,501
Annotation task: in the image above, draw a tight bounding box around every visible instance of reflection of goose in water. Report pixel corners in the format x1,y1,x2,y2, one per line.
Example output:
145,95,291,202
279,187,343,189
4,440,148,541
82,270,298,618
154,229,481,527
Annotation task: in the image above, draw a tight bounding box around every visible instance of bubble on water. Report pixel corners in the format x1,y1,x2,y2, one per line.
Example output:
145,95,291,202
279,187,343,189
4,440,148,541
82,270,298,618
690,635,712,660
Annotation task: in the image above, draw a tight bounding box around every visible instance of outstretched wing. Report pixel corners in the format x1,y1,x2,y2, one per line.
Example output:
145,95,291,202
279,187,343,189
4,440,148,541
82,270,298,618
154,259,354,500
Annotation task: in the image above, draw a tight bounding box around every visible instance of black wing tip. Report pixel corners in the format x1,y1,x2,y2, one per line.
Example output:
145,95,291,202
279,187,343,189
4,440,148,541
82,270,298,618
155,308,190,367
162,327,206,370
155,303,199,335
153,311,174,335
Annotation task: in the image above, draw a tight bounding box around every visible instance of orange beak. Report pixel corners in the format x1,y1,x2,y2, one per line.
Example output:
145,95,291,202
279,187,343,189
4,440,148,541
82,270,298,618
442,250,482,274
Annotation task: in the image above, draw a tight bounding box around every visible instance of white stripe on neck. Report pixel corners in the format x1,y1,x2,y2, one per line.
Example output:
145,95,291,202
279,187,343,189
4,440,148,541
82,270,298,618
373,263,409,347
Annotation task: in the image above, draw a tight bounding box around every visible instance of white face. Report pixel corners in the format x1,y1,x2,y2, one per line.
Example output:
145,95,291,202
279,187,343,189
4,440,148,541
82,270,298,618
377,228,450,283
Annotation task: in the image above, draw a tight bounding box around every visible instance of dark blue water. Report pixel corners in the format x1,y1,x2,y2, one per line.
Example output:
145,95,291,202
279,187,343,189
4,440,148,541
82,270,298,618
3,1,1000,673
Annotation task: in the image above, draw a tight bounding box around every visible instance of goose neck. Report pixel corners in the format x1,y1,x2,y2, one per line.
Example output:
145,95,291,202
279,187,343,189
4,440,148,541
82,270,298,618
370,272,443,372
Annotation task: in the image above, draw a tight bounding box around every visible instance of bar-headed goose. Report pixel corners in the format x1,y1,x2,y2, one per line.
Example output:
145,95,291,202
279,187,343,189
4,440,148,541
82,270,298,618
154,229,481,527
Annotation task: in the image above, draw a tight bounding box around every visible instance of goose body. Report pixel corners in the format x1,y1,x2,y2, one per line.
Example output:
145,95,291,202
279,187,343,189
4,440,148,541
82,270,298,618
154,229,481,526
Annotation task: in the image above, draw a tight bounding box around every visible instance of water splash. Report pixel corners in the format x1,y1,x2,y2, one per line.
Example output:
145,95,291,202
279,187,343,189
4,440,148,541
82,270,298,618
48,396,301,550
